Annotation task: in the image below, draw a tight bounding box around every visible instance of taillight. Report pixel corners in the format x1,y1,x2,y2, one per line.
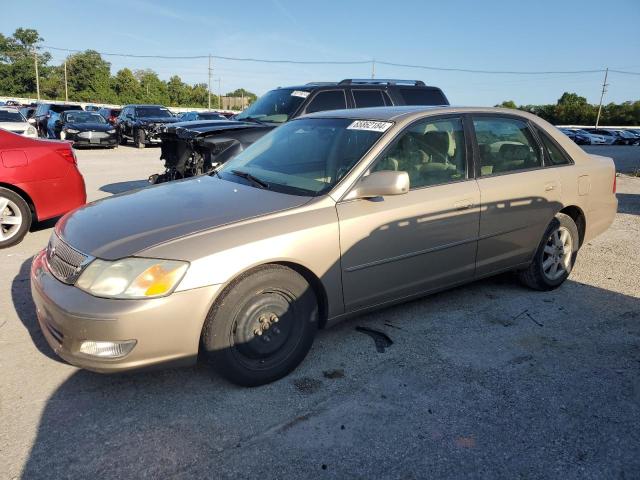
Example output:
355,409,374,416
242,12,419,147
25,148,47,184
56,147,77,165
613,174,617,194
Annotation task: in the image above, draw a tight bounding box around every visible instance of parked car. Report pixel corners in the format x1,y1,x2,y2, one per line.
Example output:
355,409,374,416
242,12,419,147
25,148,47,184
558,128,590,145
115,105,180,148
0,130,86,248
177,111,229,122
97,107,122,126
571,128,611,145
34,103,83,138
154,78,450,183
84,105,100,112
30,106,617,386
53,111,118,148
0,107,38,138
583,128,625,145
614,130,639,145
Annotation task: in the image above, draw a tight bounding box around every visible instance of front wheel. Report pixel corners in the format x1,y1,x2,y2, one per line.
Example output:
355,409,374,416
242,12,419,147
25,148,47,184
0,187,32,248
135,129,146,149
201,265,319,386
518,213,579,290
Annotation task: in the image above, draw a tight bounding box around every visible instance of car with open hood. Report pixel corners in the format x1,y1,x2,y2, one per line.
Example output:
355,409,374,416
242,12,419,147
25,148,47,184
31,106,617,386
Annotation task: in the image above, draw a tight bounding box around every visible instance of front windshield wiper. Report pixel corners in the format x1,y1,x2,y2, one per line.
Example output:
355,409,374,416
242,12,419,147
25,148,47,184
230,169,269,189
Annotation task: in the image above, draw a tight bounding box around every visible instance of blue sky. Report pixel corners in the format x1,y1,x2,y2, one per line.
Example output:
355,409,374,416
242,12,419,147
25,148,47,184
2,0,639,105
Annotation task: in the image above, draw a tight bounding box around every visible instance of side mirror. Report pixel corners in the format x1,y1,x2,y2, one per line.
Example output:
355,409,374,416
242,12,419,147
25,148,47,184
27,118,36,125
349,170,410,200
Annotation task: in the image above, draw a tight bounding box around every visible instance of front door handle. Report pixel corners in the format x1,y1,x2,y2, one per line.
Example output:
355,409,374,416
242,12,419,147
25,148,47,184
454,199,474,210
545,182,557,192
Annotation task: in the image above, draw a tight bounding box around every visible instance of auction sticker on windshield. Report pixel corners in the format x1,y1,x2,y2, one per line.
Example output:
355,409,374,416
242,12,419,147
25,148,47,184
347,120,393,132
291,90,310,98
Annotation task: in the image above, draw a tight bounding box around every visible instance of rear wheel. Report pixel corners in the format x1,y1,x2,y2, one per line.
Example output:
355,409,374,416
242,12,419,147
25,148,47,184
518,213,579,290
201,265,319,386
0,187,32,249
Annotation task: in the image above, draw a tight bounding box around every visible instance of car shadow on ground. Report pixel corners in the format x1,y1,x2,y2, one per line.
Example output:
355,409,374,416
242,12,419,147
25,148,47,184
100,180,151,195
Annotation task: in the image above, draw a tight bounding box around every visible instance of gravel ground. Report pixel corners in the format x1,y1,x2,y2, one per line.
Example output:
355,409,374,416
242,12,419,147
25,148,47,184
1,145,639,480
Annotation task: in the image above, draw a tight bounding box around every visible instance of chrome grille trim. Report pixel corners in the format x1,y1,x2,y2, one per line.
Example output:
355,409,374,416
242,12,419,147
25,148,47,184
46,233,93,284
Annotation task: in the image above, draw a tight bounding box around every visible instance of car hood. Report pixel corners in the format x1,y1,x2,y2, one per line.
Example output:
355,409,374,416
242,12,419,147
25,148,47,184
67,122,113,132
0,121,28,131
56,175,311,260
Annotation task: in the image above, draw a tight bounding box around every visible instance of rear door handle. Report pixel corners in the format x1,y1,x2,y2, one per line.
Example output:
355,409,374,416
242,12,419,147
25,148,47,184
545,182,556,191
454,199,474,210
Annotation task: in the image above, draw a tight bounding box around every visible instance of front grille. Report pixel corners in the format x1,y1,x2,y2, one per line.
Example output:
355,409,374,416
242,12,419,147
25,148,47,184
78,131,109,139
46,233,92,284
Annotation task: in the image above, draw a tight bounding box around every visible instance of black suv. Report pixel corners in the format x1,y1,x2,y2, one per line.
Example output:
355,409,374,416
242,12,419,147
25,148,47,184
154,79,449,183
33,103,83,137
115,105,180,148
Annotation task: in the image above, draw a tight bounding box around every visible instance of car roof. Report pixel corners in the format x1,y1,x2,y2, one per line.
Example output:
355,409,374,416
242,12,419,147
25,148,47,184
303,105,539,123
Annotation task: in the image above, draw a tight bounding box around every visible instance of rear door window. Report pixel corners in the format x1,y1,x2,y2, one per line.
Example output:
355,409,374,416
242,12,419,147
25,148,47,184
398,88,448,106
472,117,543,176
352,89,391,108
537,129,572,166
305,90,347,113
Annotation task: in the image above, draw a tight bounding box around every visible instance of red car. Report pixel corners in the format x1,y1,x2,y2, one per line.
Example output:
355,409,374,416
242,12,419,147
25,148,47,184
0,130,86,248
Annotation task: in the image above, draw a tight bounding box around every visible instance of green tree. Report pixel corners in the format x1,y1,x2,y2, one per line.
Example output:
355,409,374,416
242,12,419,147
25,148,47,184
65,50,113,102
135,69,169,104
112,68,141,104
0,27,51,96
495,100,517,109
167,75,189,106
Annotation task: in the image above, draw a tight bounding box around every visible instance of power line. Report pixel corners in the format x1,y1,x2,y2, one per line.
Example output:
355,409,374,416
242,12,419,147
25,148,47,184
38,45,640,76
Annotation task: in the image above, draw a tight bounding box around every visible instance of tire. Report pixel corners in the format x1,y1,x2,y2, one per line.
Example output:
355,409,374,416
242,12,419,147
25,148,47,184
118,132,127,146
201,265,319,387
0,187,32,249
518,213,579,291
135,129,146,149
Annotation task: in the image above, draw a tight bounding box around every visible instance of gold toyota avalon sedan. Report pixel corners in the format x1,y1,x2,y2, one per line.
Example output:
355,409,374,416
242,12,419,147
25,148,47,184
31,106,617,386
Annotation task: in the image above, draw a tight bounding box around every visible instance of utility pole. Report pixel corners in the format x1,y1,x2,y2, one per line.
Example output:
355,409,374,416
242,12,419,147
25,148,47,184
371,59,375,79
218,76,223,110
595,67,608,129
64,61,68,102
34,49,40,101
208,54,212,110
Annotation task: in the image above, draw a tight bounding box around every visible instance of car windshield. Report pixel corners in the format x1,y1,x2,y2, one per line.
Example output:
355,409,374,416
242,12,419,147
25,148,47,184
0,109,25,122
218,117,390,196
235,88,308,124
50,104,82,114
66,112,106,124
136,106,172,118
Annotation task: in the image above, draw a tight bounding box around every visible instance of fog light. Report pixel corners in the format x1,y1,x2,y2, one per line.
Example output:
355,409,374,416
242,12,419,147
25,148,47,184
79,340,137,358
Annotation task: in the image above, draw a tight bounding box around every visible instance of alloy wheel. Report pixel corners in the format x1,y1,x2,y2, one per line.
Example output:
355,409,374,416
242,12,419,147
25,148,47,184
0,196,23,241
542,226,573,281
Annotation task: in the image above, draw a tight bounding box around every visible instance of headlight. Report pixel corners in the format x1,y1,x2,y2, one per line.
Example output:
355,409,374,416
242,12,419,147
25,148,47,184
76,257,189,299
107,128,116,133
26,125,37,136
66,128,79,134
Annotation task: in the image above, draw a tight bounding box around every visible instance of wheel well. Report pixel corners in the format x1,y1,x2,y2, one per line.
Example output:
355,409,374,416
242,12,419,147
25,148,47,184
0,182,36,218
559,205,586,246
273,262,329,329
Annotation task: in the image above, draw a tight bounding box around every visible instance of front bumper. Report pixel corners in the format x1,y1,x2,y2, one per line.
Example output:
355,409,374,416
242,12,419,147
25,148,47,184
30,250,221,372
66,131,118,147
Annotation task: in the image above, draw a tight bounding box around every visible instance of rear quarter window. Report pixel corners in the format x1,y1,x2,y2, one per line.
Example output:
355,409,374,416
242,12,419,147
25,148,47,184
398,88,448,106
